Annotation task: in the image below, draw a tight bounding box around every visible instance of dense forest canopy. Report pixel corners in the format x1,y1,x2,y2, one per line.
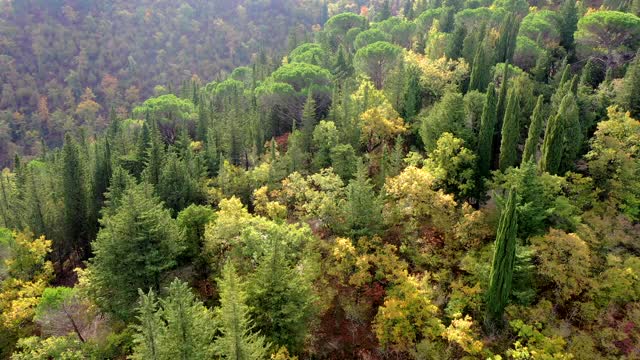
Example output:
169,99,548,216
1,0,640,359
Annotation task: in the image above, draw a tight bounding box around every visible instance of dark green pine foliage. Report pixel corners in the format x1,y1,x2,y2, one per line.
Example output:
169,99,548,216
134,122,151,177
301,92,317,154
499,89,520,171
333,45,352,80
215,262,268,360
144,124,165,186
133,289,163,360
321,0,329,25
618,51,640,118
346,163,383,237
540,94,574,175
404,0,415,19
62,133,89,259
477,83,498,178
402,66,422,121
157,151,203,215
445,23,466,60
485,187,518,329
579,57,604,89
468,40,491,92
496,13,520,64
496,64,510,128
247,239,315,353
87,183,181,320
521,96,545,164
559,0,578,55
89,138,112,239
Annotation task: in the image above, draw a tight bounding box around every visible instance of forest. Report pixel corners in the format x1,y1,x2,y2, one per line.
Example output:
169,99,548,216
0,0,640,358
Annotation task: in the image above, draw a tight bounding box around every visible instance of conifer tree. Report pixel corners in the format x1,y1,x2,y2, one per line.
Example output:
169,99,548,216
618,51,640,118
559,93,581,173
377,0,392,21
301,92,317,154
499,89,520,171
86,183,181,320
346,163,383,237
247,239,315,353
496,13,519,64
521,96,545,164
144,125,165,186
62,133,88,259
131,290,163,360
496,64,510,124
468,41,490,92
477,83,498,178
445,24,466,60
540,94,574,175
215,262,268,360
559,0,578,55
485,187,518,329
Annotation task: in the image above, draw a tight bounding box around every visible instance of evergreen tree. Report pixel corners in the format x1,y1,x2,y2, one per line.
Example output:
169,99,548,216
346,163,383,237
559,93,581,173
579,57,604,89
157,152,204,215
215,262,268,360
499,89,520,171
496,13,519,64
521,96,545,164
485,187,518,329
247,239,315,353
62,133,88,259
618,51,640,118
559,0,578,55
446,24,466,60
468,41,490,92
496,64,510,123
86,183,182,320
131,290,163,360
301,92,317,154
404,0,415,19
143,125,165,186
402,66,422,121
540,94,575,175
377,0,392,21
160,280,216,359
477,83,498,179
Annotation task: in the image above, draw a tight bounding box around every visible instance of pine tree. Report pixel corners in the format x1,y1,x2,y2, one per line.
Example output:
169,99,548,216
62,133,88,259
579,57,604,89
540,94,574,175
618,51,640,118
499,89,520,171
521,96,545,164
215,262,268,360
402,66,422,121
132,290,163,360
377,0,391,21
160,280,216,359
86,183,182,320
144,125,165,186
477,83,498,178
346,163,383,237
247,239,315,353
485,187,518,329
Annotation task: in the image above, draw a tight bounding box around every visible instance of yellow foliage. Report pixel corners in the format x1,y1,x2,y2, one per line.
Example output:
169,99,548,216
359,103,406,151
442,313,484,355
404,52,469,100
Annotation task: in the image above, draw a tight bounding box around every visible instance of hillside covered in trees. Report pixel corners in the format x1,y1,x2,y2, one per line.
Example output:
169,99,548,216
1,0,640,358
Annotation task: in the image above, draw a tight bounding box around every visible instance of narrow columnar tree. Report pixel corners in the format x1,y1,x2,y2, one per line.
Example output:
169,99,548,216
540,94,573,175
301,92,317,154
477,83,498,178
618,50,640,118
215,262,268,360
521,96,545,164
499,89,520,171
559,93,581,173
485,187,518,329
62,133,88,259
469,41,490,92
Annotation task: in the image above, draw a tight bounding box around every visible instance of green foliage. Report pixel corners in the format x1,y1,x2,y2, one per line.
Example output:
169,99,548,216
477,83,498,179
575,10,640,67
353,41,403,89
420,90,471,153
85,183,182,320
498,88,520,171
617,51,640,118
521,96,545,164
345,164,383,237
485,187,517,329
62,134,88,259
424,133,477,200
215,262,269,360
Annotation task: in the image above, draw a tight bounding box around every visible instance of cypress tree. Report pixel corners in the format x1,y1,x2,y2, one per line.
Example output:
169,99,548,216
618,51,640,118
499,89,520,171
485,187,518,329
62,133,88,259
445,23,466,60
469,41,490,92
144,124,164,186
496,13,519,64
377,0,391,21
559,0,578,55
477,83,498,178
521,96,545,164
496,64,510,127
215,262,268,360
540,94,574,175
404,0,415,19
559,93,581,173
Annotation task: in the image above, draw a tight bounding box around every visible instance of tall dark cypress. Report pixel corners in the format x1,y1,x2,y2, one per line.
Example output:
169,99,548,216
477,83,498,178
469,41,490,92
559,0,578,55
496,13,519,64
499,89,520,171
485,187,518,329
540,94,573,175
301,92,317,154
521,96,545,164
62,133,88,259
